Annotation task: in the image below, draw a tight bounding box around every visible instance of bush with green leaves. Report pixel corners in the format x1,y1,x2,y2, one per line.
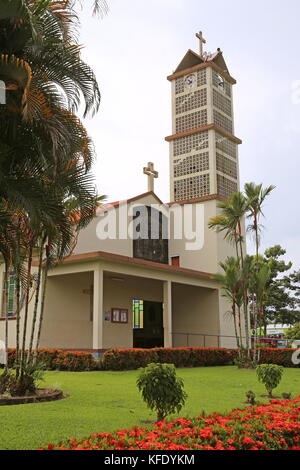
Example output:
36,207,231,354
136,363,187,421
0,362,45,397
245,390,256,405
285,323,300,340
256,364,284,398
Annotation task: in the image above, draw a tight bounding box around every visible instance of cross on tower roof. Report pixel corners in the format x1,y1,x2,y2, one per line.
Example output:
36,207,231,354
143,162,158,192
196,31,206,57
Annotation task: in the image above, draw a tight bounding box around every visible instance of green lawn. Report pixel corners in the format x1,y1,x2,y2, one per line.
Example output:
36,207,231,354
0,366,299,450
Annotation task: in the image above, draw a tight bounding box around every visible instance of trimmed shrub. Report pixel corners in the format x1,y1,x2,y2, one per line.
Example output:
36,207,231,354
258,348,299,368
8,349,96,372
6,347,299,372
245,390,256,405
99,347,238,370
99,348,159,371
256,364,284,398
99,347,299,370
136,363,187,421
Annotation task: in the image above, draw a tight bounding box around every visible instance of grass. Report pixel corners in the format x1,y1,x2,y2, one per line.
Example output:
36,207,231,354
0,366,299,450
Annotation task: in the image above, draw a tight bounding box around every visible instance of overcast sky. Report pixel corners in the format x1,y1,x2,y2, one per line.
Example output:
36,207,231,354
78,0,300,271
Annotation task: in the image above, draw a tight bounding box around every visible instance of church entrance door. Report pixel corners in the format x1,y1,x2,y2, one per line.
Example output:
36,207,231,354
133,300,164,348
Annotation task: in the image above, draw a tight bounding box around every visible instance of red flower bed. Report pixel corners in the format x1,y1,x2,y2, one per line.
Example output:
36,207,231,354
258,348,299,368
99,347,238,370
8,349,97,371
99,348,159,371
99,347,299,370
40,396,300,450
7,347,299,371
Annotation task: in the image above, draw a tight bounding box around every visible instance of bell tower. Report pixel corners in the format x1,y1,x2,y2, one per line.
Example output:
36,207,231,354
166,32,242,203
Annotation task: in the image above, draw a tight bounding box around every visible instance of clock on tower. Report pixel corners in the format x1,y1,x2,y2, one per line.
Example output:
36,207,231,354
165,32,242,203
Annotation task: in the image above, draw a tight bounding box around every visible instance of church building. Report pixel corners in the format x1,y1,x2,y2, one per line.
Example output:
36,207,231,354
0,33,243,354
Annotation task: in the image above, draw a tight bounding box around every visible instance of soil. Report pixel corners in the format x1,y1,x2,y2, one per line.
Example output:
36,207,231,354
0,388,66,406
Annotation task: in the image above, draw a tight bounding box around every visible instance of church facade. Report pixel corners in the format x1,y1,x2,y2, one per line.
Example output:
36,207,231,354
0,33,243,353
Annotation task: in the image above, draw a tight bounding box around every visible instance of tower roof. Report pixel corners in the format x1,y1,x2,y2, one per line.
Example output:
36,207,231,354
174,48,230,75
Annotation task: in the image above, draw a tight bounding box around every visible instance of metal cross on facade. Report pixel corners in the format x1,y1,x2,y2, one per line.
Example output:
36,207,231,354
143,162,158,192
196,31,206,57
82,285,93,322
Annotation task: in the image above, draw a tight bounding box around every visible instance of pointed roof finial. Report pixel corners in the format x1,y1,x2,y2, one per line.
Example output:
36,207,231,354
195,31,206,57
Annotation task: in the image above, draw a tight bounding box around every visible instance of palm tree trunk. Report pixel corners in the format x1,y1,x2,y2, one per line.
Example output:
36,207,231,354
20,245,33,377
243,298,250,354
232,305,240,349
27,241,44,364
35,259,49,351
238,306,243,348
15,268,21,378
3,269,9,372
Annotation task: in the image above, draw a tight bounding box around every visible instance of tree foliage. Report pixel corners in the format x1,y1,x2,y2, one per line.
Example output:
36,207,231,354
0,0,104,393
256,364,284,398
137,363,187,422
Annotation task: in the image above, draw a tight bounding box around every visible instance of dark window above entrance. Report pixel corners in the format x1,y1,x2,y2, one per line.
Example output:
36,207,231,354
132,205,169,264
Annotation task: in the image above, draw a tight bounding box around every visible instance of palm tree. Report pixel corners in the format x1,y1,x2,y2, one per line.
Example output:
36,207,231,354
249,261,271,362
244,183,275,357
214,257,244,349
244,183,275,263
209,192,248,266
209,192,250,351
0,1,104,389
31,161,103,358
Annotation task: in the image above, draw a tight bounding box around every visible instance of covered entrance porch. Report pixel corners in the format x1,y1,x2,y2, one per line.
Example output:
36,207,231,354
38,256,234,351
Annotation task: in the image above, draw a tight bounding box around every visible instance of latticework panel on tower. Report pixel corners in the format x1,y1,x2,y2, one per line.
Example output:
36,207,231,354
212,70,231,97
173,131,209,157
216,153,237,179
176,109,208,134
175,88,207,115
217,174,238,198
173,152,209,178
213,109,233,134
213,89,232,117
215,132,237,159
175,69,207,95
174,173,210,201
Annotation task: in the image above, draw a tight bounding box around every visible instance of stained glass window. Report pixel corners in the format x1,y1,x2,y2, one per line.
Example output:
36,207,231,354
2,274,16,317
133,299,144,329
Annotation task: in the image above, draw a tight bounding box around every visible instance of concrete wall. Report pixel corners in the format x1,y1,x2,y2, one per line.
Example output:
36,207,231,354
169,199,228,274
40,271,93,349
74,193,164,259
0,265,38,349
172,283,220,347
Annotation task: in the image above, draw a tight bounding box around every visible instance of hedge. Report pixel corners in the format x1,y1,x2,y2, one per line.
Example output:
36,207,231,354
5,347,299,371
7,349,97,371
258,348,300,368
99,347,238,370
99,347,299,371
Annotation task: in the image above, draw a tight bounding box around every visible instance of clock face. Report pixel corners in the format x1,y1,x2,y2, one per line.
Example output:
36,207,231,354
184,74,197,89
217,74,225,91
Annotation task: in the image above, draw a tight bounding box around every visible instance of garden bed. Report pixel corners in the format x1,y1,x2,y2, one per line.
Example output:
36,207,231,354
6,347,299,372
40,396,300,450
0,388,65,406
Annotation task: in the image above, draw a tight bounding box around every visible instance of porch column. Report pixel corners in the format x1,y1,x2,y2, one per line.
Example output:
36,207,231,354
93,267,103,350
163,280,172,347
